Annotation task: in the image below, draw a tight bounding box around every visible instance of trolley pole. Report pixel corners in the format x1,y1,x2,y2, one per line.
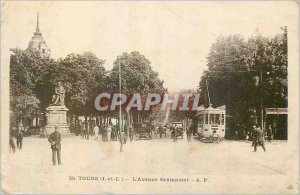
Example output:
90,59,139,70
206,80,212,107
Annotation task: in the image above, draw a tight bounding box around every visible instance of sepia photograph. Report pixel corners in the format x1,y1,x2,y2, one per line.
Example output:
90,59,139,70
0,1,299,194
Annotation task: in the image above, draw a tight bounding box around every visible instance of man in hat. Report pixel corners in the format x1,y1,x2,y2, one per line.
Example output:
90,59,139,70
16,124,24,150
253,125,266,152
48,127,62,166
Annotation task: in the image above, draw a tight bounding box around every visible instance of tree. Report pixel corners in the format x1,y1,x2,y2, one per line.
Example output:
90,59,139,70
108,51,166,126
109,51,165,93
9,48,55,127
57,52,107,127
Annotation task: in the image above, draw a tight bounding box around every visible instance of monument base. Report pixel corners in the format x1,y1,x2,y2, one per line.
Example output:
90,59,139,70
45,105,71,136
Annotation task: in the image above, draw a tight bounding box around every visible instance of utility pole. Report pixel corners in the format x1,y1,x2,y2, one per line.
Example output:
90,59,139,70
254,51,264,130
118,61,124,152
260,66,264,130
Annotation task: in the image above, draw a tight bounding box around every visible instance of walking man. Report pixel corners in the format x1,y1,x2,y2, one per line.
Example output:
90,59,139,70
81,123,88,140
129,126,134,142
119,130,126,152
48,127,62,166
186,126,192,141
253,125,266,152
16,124,24,150
158,126,163,138
9,129,16,153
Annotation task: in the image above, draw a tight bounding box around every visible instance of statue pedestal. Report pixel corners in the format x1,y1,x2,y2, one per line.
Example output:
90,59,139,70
45,105,70,135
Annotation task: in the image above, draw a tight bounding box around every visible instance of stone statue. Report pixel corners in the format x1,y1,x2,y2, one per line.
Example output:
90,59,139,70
51,82,65,106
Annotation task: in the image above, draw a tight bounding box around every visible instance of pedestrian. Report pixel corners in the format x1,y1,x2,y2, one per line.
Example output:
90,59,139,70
119,130,126,152
129,126,134,142
89,122,93,136
173,126,178,142
115,126,119,141
186,126,192,141
48,127,62,166
16,124,24,150
171,126,175,139
107,125,112,142
251,125,256,147
81,123,85,139
82,123,89,140
86,123,90,140
158,126,163,138
163,126,167,138
253,125,266,152
267,125,273,143
102,125,106,142
111,126,117,141
93,125,99,140
9,130,16,153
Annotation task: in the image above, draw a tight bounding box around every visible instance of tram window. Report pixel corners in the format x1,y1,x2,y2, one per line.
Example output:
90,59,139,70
215,114,220,125
221,114,224,125
205,114,208,124
210,114,214,125
209,114,220,125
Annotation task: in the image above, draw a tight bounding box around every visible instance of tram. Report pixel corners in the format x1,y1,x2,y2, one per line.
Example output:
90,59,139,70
196,105,226,142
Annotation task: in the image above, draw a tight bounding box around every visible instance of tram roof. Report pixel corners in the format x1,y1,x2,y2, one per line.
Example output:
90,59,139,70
196,105,226,115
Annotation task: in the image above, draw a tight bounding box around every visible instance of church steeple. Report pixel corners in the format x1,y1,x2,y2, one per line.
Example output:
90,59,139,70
36,12,40,32
34,12,42,36
28,12,50,56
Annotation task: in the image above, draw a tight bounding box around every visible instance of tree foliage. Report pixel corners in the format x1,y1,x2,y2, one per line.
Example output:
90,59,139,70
109,51,165,94
108,51,166,124
198,27,287,138
57,52,106,116
10,48,54,125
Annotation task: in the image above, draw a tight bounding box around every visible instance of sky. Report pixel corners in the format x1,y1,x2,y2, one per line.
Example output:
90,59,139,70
1,1,296,91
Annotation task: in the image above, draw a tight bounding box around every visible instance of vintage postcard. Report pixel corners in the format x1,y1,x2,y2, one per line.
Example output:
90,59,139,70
0,1,299,194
